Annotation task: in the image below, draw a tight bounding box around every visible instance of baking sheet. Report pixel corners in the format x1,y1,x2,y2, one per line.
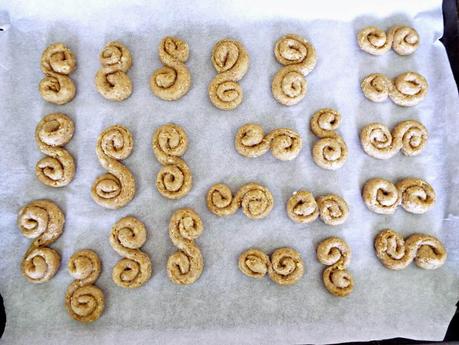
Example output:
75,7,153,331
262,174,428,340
1,0,459,344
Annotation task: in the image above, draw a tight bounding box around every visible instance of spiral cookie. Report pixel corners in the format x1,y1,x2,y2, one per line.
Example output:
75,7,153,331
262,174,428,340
17,200,65,283
208,39,249,110
39,43,76,105
110,217,152,288
206,182,274,219
316,237,353,297
152,124,192,199
375,229,447,270
361,73,391,102
310,108,348,170
150,36,191,101
360,120,428,159
389,72,428,107
91,125,136,209
35,113,75,187
238,248,270,279
96,41,132,101
362,178,401,214
396,178,436,214
65,249,105,323
286,190,349,226
272,34,317,106
357,25,419,56
235,124,302,161
167,208,204,285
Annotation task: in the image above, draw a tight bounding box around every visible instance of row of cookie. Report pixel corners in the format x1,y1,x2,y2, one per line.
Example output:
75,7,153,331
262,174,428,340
39,34,316,108
358,25,419,56
17,200,204,286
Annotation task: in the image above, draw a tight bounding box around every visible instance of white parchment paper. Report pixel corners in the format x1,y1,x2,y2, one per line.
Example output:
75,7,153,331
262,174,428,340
1,0,458,344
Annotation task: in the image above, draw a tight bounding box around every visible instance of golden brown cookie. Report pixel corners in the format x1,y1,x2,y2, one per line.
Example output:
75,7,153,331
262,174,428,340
206,182,274,220
235,124,302,161
272,34,316,106
238,248,271,279
17,200,65,283
208,39,249,110
39,43,76,105
310,108,348,170
35,113,75,187
316,237,353,297
150,37,191,101
91,125,136,209
152,124,192,199
360,120,428,159
96,41,133,101
110,216,152,288
396,178,436,214
65,249,104,323
167,208,204,285
374,229,446,270
268,247,304,285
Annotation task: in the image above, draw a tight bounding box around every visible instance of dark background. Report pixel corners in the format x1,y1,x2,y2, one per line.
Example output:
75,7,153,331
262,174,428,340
0,0,458,343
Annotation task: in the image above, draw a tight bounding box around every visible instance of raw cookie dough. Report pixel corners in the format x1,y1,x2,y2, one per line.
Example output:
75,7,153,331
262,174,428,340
235,123,302,161
110,216,152,288
310,108,348,170
286,190,319,224
362,178,401,214
238,248,270,279
152,124,192,199
374,229,446,270
361,73,391,102
360,120,428,159
208,39,249,110
96,41,133,101
150,36,191,101
316,237,353,297
65,249,105,323
389,72,428,107
206,182,273,219
357,25,419,56
396,178,436,214
167,208,204,285
35,113,75,187
388,26,420,56
91,125,136,209
17,199,65,283
272,34,316,106
268,247,304,285
316,194,349,226
39,43,76,105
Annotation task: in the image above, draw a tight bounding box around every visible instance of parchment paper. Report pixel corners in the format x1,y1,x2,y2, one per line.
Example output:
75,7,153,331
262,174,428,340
1,0,458,344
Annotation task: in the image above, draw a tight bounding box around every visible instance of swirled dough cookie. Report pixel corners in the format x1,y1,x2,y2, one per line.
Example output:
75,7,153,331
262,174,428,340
208,39,249,110
388,26,420,56
152,124,192,199
375,229,446,270
96,41,133,101
35,113,75,187
357,26,393,55
151,36,191,101
167,208,204,285
360,120,428,159
91,125,136,209
17,200,65,283
316,237,353,297
272,34,316,106
39,43,76,105
65,249,105,323
268,247,304,285
206,182,273,219
317,194,349,226
239,248,270,279
110,217,152,288
286,190,319,223
361,73,391,102
362,178,401,214
396,178,436,214
389,72,428,107
235,124,302,161
310,108,348,170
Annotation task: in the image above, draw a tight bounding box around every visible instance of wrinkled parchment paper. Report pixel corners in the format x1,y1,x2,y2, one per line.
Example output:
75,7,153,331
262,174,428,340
1,0,458,344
